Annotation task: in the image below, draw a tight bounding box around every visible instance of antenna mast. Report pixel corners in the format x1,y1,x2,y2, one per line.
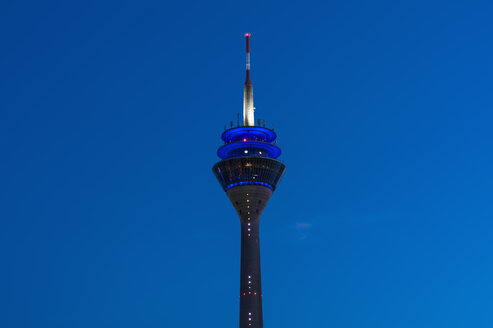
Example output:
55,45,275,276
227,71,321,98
243,33,255,126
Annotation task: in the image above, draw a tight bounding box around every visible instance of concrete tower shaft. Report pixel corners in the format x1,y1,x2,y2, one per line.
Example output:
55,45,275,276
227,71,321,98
226,185,273,328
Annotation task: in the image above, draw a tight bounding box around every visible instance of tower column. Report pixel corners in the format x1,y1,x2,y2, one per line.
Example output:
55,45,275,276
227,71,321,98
227,185,273,328
239,219,262,328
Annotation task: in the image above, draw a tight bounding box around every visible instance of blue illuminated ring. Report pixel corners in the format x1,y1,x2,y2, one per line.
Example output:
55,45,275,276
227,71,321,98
221,126,277,143
217,141,281,159
225,181,274,191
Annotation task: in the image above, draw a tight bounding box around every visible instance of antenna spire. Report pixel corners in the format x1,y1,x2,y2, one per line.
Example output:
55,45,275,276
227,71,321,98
245,33,251,85
243,33,255,126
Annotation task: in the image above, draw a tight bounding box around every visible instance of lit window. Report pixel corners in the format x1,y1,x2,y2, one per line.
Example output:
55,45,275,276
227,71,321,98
244,150,248,153
248,228,251,231
249,312,252,315
249,318,252,321
246,200,249,202
248,223,250,226
248,281,251,284
248,234,251,236
248,275,251,278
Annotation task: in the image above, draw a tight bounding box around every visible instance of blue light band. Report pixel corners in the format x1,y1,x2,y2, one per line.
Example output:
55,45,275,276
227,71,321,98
217,141,281,160
221,126,277,143
225,181,274,191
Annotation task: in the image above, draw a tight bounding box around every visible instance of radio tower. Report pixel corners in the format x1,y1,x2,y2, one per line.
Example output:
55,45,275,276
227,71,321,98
213,34,286,328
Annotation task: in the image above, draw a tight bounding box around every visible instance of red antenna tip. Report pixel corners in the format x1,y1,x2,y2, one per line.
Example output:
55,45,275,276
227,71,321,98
245,33,251,37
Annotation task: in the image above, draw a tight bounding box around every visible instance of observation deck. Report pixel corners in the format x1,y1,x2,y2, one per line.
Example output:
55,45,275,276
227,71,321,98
213,124,285,191
217,126,281,160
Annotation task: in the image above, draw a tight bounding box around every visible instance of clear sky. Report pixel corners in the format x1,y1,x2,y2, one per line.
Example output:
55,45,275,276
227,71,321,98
1,0,493,327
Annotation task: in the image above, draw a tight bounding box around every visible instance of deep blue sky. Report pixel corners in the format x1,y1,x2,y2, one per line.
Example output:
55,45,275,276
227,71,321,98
1,1,493,327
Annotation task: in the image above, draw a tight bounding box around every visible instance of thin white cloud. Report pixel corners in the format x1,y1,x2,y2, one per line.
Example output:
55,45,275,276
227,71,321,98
296,222,312,229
